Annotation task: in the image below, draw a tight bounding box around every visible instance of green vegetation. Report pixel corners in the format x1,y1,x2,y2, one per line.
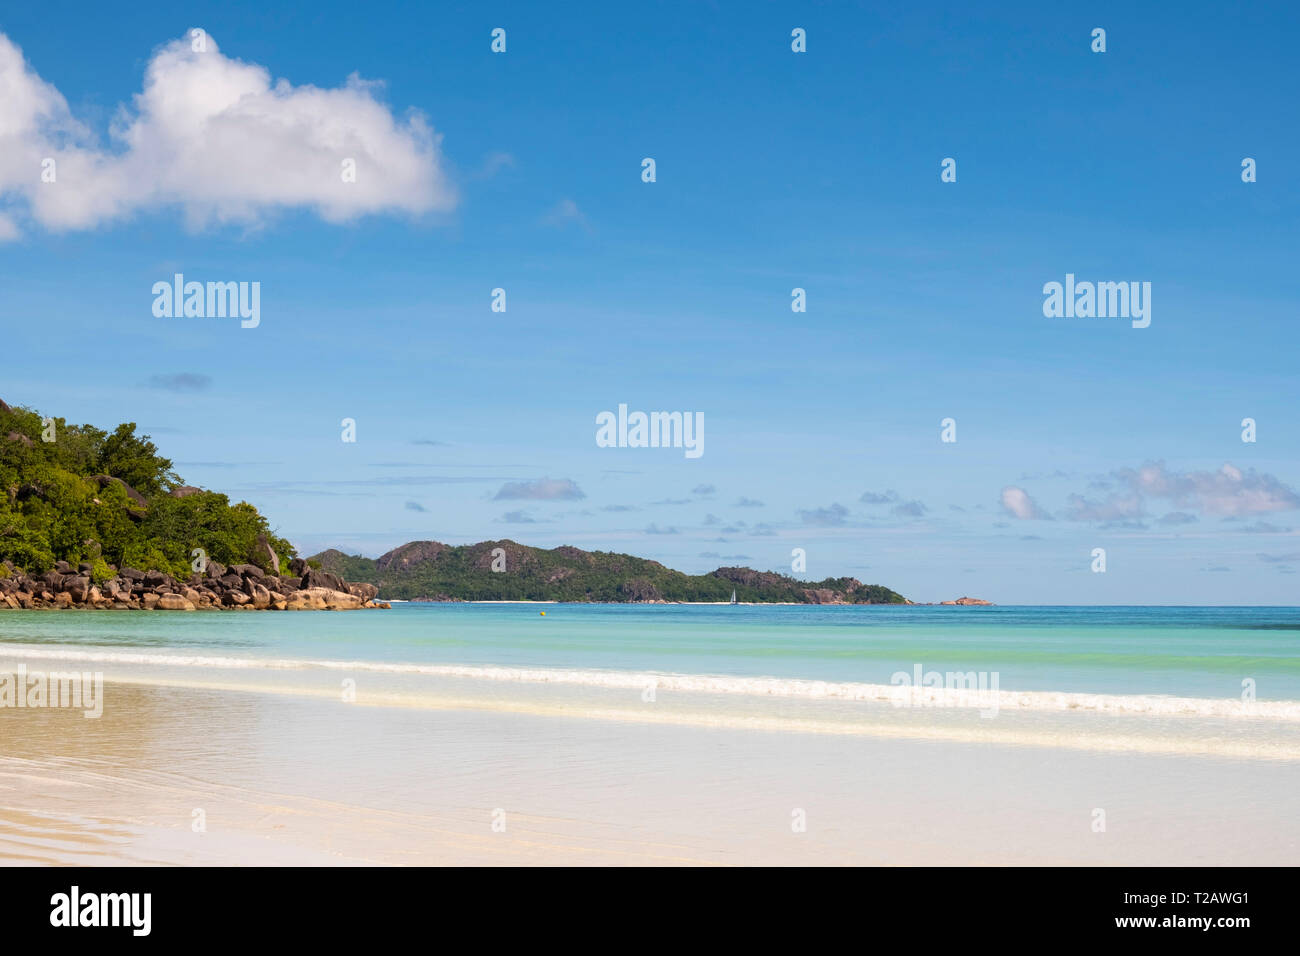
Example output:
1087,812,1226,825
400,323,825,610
0,399,293,577
311,540,908,604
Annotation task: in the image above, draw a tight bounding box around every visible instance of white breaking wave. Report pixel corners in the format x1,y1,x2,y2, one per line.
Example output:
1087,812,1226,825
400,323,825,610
1,644,1297,720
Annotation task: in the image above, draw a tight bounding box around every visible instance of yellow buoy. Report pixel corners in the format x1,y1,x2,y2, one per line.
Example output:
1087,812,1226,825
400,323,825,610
540,611,546,616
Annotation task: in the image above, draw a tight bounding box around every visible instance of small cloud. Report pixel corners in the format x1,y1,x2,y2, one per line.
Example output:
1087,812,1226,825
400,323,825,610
749,523,777,536
799,503,850,527
147,372,211,392
1156,511,1197,526
652,497,692,505
891,500,927,518
501,510,538,523
1239,521,1291,534
1000,486,1050,520
1257,552,1300,564
404,501,427,512
494,478,585,501
1203,566,1231,572
411,439,448,447
859,490,900,505
473,151,516,180
1064,492,1142,523
702,513,721,526
601,504,638,512
692,484,716,497
542,198,591,231
734,497,765,508
645,523,678,535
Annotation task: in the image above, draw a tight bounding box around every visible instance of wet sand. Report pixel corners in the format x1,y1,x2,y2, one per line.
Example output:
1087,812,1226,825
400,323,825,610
3,679,1298,865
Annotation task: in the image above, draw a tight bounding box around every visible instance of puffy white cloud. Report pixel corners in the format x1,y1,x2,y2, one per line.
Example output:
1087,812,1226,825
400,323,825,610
1000,486,1049,520
0,29,453,237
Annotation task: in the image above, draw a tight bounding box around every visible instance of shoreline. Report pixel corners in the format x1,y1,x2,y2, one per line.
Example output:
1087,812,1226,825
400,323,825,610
4,678,1297,866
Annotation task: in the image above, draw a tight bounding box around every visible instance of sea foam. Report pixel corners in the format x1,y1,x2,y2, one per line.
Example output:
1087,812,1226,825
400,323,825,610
0,644,1296,720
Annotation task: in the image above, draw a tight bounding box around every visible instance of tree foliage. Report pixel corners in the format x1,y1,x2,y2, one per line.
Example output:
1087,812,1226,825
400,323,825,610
0,401,292,576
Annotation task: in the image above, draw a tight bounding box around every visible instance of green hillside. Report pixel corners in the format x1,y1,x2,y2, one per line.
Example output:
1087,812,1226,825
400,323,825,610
0,398,293,579
311,539,908,604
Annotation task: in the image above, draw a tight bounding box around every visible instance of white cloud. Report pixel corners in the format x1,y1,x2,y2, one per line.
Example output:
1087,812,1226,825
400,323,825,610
1000,486,1049,520
1116,461,1300,517
0,29,453,236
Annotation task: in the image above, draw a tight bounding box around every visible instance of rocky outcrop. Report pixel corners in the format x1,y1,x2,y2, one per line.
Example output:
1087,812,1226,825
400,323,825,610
253,534,280,575
0,558,389,612
939,596,994,606
91,475,148,508
375,540,448,572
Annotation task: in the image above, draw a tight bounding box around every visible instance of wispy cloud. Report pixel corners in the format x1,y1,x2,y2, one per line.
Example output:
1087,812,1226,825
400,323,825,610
1060,462,1300,524
493,478,585,501
799,503,850,527
860,490,900,505
542,198,591,231
147,372,211,392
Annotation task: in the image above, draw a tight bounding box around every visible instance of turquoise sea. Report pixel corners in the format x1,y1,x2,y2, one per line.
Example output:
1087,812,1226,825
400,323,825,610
2,604,1299,703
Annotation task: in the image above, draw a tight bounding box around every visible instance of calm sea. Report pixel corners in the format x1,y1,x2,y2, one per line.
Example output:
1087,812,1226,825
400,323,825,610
2,604,1299,702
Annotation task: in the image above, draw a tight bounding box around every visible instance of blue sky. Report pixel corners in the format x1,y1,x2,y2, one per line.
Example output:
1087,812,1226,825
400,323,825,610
2,1,1298,603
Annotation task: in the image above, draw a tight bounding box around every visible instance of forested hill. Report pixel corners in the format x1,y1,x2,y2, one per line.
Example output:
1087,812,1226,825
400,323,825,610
0,397,293,579
311,539,909,604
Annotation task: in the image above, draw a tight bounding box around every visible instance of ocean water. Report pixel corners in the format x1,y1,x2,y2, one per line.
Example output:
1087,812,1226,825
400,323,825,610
5,605,1300,864
2,603,1299,706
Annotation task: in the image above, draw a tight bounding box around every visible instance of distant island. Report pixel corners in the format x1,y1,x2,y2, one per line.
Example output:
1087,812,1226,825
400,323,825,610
0,397,909,609
310,540,909,605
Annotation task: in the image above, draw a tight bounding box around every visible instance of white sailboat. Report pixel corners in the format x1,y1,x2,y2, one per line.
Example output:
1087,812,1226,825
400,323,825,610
730,589,737,605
